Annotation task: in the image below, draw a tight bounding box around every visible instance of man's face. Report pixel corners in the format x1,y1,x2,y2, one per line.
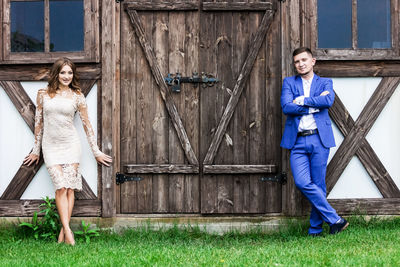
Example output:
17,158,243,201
293,51,315,76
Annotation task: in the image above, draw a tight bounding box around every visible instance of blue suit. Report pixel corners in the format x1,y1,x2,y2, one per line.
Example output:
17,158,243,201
281,74,340,234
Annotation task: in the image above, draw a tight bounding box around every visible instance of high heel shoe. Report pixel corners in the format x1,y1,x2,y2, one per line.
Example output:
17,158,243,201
64,229,75,246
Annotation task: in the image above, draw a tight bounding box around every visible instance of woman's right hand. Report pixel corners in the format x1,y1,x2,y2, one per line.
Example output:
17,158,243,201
23,154,39,166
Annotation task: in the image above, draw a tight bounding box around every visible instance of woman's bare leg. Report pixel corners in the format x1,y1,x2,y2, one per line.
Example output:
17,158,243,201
55,187,74,245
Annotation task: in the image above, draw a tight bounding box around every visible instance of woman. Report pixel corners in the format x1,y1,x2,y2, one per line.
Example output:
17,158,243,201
24,58,112,245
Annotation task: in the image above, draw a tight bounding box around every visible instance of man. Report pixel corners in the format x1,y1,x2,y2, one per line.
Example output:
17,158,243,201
281,47,349,236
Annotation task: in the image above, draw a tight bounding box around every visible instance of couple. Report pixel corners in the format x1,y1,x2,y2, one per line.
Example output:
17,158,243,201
281,47,349,236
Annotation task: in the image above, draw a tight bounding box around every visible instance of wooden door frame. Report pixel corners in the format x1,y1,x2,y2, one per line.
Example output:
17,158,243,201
118,1,281,214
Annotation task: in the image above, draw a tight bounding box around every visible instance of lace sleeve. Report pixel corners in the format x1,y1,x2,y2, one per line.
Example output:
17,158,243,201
76,92,102,157
31,90,45,156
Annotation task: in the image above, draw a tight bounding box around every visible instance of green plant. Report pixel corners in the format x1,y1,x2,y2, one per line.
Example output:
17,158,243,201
74,220,100,244
19,197,60,241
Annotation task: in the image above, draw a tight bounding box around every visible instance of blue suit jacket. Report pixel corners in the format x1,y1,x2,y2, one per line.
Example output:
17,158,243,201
280,74,336,149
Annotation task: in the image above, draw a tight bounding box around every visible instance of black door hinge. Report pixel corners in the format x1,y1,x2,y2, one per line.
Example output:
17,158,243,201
260,172,287,184
116,172,142,185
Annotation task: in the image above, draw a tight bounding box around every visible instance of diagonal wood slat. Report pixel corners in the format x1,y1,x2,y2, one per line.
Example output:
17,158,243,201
125,9,198,165
203,10,275,164
326,77,400,194
328,93,400,198
0,81,36,131
0,80,97,200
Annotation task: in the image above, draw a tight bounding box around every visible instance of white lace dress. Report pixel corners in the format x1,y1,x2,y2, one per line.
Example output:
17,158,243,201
31,88,101,191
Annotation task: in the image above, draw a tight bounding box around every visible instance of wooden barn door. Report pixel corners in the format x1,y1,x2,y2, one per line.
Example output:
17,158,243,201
119,1,282,214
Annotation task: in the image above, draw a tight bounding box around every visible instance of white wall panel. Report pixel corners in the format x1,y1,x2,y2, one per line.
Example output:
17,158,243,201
327,78,384,199
0,82,98,199
366,82,400,190
0,86,35,197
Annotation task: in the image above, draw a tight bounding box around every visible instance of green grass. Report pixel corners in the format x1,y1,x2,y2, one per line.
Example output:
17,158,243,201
1,216,400,266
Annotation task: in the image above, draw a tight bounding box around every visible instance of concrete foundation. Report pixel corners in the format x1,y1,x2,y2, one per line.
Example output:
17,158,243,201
1,215,293,235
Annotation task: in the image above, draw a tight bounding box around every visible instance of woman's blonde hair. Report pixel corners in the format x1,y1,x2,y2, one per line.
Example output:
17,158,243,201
47,57,81,97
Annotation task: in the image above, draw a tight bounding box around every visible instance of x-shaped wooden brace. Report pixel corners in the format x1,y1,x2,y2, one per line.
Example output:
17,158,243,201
327,77,400,198
125,6,275,167
0,80,98,200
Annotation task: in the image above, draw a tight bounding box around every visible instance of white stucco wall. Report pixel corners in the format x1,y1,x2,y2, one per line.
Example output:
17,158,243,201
0,82,98,199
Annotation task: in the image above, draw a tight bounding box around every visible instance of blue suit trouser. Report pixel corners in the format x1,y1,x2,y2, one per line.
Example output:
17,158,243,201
290,134,340,234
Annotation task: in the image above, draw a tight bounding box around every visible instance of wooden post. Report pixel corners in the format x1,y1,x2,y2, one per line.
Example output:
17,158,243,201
101,0,117,217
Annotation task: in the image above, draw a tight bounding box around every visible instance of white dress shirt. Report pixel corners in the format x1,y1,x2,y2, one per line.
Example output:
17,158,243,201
298,75,318,132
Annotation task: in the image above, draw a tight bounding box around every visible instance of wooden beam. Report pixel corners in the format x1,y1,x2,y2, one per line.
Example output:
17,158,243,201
126,9,198,165
80,79,97,97
124,1,198,11
326,77,400,194
101,0,116,217
0,81,35,131
203,165,277,174
329,198,400,215
203,10,274,165
124,164,199,174
315,61,400,77
0,200,101,217
0,64,101,81
329,94,400,198
202,2,273,11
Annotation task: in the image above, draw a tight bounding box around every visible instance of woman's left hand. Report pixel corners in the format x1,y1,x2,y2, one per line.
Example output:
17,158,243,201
95,152,112,166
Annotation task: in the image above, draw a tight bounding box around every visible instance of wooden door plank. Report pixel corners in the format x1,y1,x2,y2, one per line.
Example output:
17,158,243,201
152,10,170,213
203,10,274,165
326,77,400,194
168,11,186,213
136,12,154,213
263,10,282,213
126,9,198,166
200,11,218,214
215,10,234,213
183,10,200,212
120,9,138,213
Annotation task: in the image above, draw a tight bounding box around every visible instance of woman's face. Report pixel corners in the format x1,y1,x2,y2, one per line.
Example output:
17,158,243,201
58,64,73,87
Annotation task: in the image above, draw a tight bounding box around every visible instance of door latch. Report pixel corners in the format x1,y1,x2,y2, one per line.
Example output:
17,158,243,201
164,72,219,93
260,172,287,184
116,172,142,185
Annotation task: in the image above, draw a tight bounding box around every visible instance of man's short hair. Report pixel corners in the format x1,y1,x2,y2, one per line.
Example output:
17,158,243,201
293,47,313,58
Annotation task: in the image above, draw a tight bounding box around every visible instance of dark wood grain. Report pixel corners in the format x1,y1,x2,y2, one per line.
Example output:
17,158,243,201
203,165,277,174
124,1,198,11
126,9,198,166
0,200,101,217
0,81,36,131
202,2,273,11
329,198,400,215
101,0,116,217
0,64,101,81
203,10,274,165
